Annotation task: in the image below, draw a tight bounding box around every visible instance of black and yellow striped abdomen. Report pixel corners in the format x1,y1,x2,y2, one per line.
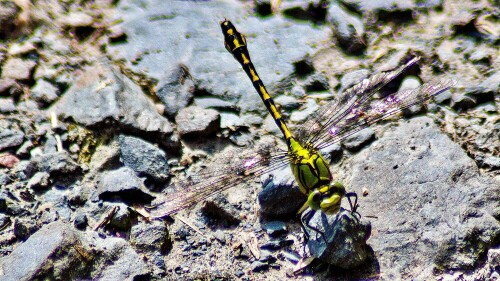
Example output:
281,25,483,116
221,20,293,141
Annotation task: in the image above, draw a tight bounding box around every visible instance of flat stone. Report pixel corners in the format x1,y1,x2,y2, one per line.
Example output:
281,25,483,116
175,106,220,137
348,117,500,279
1,58,36,81
50,63,177,149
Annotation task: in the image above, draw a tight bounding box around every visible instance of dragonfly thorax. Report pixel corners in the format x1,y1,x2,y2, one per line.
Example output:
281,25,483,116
288,138,346,214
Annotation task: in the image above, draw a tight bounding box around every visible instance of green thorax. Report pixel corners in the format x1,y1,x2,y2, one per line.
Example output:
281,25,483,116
288,138,346,215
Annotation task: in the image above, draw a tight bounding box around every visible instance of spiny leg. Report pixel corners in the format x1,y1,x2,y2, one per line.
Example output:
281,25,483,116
300,208,327,245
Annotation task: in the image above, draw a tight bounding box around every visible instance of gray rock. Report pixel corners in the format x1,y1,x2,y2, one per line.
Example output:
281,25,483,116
16,140,33,157
1,58,36,81
94,237,151,281
341,128,375,152
175,106,220,137
327,3,365,53
0,2,20,39
0,78,17,96
261,221,287,236
290,99,319,123
290,85,306,98
0,221,90,281
156,64,194,118
194,97,238,111
73,211,88,230
26,172,51,190
451,93,477,111
342,0,443,12
119,135,169,184
89,141,120,172
274,95,300,111
258,167,305,219
0,97,15,113
31,79,59,106
130,220,169,253
107,1,329,103
348,117,500,279
340,69,370,92
96,167,154,203
50,63,177,149
106,203,134,231
12,160,37,180
33,152,81,176
306,210,371,268
0,129,24,151
13,219,38,240
304,73,330,92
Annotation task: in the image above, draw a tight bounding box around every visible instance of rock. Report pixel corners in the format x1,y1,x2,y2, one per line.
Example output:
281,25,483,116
131,220,169,253
1,58,36,81
327,3,365,53
0,1,20,39
451,93,477,111
73,211,88,230
12,160,37,180
290,99,319,123
175,106,220,137
250,260,269,272
59,12,94,27
274,95,300,111
96,167,154,203
118,135,169,184
193,97,237,111
258,166,305,219
348,117,500,279
0,97,16,113
107,1,329,104
261,220,287,236
0,153,19,168
106,203,134,231
341,128,375,152
304,73,330,92
306,210,372,268
94,237,151,281
33,152,81,177
26,172,51,190
340,69,370,92
13,219,38,240
156,64,194,118
0,129,24,151
341,0,443,13
31,79,59,106
50,63,177,149
0,221,91,281
0,78,16,95
89,141,120,172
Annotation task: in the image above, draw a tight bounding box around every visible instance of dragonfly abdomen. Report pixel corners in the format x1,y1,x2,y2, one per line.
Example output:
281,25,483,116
221,20,293,141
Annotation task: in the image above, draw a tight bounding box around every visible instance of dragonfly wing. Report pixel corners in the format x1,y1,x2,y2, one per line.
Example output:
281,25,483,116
295,57,422,146
147,143,290,218
310,79,455,150
295,58,455,150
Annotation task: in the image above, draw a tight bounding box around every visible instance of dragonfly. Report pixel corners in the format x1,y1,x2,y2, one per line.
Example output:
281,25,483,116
146,19,454,240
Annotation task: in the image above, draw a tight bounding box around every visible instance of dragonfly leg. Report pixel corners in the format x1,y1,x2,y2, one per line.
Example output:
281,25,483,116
346,192,361,218
301,209,327,245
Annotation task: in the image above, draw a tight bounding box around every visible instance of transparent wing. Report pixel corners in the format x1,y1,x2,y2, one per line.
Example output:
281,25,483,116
295,57,455,150
147,142,290,218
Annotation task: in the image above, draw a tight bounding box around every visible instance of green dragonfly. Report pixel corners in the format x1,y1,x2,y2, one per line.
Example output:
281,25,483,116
146,19,454,239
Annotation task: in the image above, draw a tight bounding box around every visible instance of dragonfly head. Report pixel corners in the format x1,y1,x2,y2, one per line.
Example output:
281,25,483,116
307,182,346,215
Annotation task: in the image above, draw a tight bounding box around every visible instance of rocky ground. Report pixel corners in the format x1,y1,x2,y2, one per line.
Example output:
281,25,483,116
0,0,499,280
